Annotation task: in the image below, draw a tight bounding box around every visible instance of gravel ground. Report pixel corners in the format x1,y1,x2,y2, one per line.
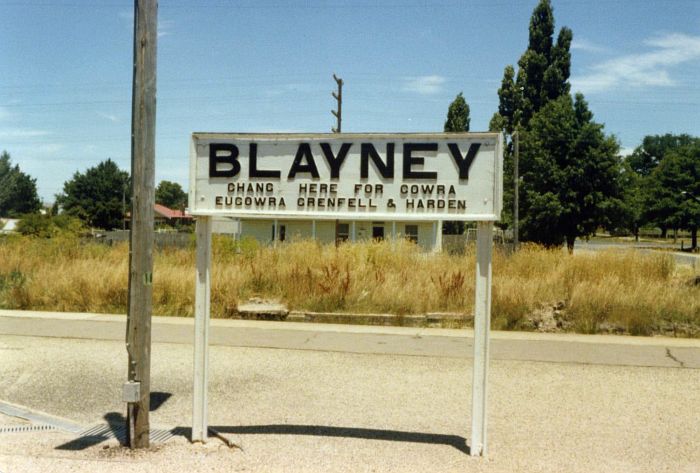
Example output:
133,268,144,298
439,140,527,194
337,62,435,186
0,335,699,473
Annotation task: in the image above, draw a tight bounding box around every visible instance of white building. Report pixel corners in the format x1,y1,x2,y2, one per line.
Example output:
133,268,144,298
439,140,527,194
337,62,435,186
233,218,443,251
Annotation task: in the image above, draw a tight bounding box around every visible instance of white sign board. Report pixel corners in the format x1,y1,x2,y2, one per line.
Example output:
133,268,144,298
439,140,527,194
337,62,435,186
189,131,502,457
189,133,503,221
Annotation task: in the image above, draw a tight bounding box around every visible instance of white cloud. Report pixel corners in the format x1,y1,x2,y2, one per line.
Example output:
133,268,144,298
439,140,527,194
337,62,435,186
35,143,64,155
0,128,50,140
571,32,700,93
158,19,174,38
571,38,607,53
98,112,119,123
402,75,446,95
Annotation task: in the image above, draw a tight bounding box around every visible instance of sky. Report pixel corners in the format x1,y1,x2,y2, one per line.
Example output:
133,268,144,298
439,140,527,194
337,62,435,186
1,0,699,203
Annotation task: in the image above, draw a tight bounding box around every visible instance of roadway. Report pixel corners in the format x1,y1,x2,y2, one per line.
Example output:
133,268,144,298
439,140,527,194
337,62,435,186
1,310,699,473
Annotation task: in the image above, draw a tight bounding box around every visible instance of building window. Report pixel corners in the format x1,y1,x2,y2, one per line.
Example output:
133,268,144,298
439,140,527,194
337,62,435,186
405,224,418,243
336,223,350,242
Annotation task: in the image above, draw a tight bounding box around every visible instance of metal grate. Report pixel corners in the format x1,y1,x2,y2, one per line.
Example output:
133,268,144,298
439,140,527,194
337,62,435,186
78,424,181,444
0,424,55,434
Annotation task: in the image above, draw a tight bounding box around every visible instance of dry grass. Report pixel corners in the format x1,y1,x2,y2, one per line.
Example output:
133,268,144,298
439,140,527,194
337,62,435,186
0,235,698,337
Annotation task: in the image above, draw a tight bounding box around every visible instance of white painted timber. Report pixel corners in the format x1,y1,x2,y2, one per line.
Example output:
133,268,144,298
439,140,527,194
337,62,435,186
192,216,212,442
471,221,493,456
189,133,503,222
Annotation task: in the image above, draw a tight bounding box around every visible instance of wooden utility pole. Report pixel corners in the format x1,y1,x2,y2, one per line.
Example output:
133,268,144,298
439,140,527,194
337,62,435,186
331,73,343,133
125,0,157,449
513,131,519,251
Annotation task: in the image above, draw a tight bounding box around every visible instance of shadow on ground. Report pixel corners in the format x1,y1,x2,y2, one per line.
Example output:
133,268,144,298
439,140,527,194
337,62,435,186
208,424,470,455
56,410,468,454
55,391,173,450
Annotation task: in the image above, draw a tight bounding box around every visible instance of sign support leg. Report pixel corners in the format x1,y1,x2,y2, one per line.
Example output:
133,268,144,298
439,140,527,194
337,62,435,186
192,216,212,442
471,221,493,456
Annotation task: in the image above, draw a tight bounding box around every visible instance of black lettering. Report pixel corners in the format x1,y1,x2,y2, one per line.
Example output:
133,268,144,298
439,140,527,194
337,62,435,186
249,143,281,178
288,143,320,179
215,196,223,206
403,143,437,180
320,142,351,179
361,143,394,179
209,143,240,178
448,143,481,179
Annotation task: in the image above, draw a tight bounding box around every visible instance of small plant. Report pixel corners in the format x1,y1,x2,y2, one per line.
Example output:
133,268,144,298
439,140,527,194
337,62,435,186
431,270,466,300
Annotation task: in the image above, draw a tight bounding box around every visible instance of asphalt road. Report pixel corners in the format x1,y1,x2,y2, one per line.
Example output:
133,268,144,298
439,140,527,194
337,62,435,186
1,311,699,473
574,239,700,266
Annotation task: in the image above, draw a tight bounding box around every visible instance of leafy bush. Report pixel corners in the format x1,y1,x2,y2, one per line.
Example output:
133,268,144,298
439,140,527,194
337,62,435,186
17,213,87,238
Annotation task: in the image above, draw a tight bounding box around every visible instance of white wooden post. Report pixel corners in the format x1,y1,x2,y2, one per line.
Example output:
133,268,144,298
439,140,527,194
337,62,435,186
273,219,279,247
432,221,443,252
471,221,493,456
351,221,356,242
311,220,316,240
192,216,212,442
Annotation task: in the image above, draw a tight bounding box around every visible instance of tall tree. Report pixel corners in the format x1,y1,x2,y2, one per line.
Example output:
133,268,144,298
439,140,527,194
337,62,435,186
519,94,621,251
0,151,42,217
444,92,470,132
646,142,700,248
628,133,699,177
155,180,187,210
489,0,573,229
56,159,130,230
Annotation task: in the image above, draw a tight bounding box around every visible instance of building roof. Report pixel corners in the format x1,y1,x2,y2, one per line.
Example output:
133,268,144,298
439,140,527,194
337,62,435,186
154,204,193,220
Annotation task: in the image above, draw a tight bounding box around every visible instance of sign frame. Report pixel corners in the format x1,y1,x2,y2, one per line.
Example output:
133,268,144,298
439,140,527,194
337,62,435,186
189,132,501,457
189,132,503,222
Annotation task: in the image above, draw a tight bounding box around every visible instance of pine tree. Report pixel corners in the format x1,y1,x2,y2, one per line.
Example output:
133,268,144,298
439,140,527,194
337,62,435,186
443,92,470,132
519,94,621,252
0,151,42,217
56,159,130,230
